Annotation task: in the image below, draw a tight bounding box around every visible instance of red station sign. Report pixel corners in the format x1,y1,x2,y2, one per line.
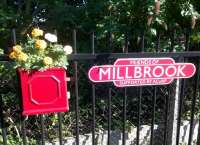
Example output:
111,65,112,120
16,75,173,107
88,58,196,87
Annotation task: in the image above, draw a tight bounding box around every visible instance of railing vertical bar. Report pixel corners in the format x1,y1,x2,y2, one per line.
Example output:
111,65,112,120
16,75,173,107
176,78,185,145
163,87,170,145
150,31,159,145
122,32,128,145
91,32,95,54
137,87,142,145
73,29,79,145
122,88,127,145
197,117,200,144
12,29,27,145
14,28,27,145
124,32,128,53
137,30,144,145
176,30,188,144
12,29,16,44
0,95,7,145
108,32,112,52
74,60,79,145
107,88,112,145
141,31,145,52
40,115,45,145
188,61,199,145
185,29,190,51
54,29,63,145
108,1,112,52
91,31,96,145
149,27,159,145
107,10,112,143
92,84,96,145
73,29,77,54
136,29,144,145
170,30,175,52
166,28,175,145
163,28,171,145
150,87,157,145
156,31,160,52
21,116,27,145
196,59,200,145
58,113,63,145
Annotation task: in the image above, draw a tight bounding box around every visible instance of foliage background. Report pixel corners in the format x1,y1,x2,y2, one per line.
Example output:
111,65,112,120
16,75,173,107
1,0,200,144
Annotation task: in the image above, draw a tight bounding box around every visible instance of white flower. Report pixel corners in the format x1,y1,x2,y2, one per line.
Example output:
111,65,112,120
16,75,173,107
44,33,57,43
63,45,73,55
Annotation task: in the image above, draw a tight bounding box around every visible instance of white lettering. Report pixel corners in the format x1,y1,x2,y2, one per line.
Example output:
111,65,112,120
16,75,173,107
177,65,186,77
99,67,111,80
134,67,142,78
144,66,151,78
113,67,116,79
165,66,176,77
153,66,164,77
125,67,132,79
117,67,124,79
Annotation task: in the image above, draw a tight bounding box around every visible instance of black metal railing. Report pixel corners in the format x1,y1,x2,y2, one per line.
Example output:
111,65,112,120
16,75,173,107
0,29,200,145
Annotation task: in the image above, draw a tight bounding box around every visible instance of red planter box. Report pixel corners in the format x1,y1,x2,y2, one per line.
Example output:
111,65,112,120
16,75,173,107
18,68,69,116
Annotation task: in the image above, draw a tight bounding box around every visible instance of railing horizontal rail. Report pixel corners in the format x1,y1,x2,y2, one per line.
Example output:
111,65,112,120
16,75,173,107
68,52,200,60
1,52,200,62
0,56,9,61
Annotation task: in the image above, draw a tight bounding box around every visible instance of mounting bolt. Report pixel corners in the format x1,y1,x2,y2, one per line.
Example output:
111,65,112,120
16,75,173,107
67,92,70,99
66,77,71,81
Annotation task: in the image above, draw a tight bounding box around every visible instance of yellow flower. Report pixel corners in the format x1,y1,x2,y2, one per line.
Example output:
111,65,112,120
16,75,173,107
35,39,47,50
43,57,53,66
9,51,17,59
13,45,22,54
17,52,28,62
31,28,44,37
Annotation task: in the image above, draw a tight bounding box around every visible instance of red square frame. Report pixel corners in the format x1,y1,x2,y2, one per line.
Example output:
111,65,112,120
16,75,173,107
18,68,69,116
